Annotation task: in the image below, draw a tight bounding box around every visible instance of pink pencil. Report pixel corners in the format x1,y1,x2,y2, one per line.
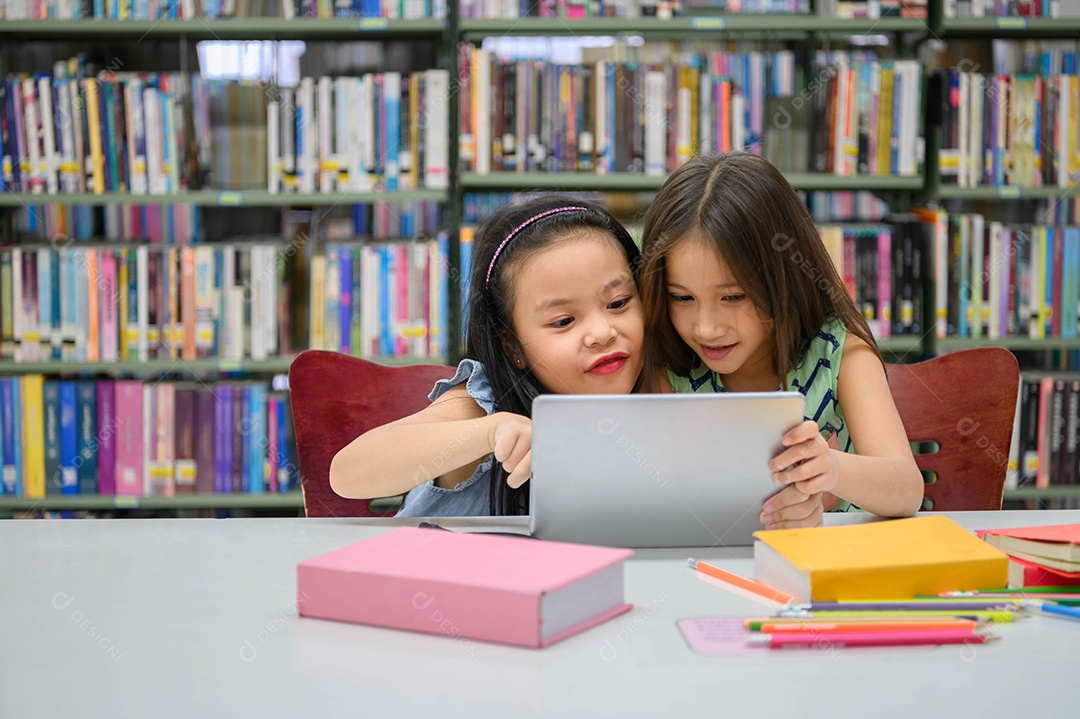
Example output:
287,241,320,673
747,629,992,649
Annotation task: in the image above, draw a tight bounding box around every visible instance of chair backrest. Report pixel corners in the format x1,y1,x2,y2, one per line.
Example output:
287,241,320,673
885,348,1019,511
289,350,455,517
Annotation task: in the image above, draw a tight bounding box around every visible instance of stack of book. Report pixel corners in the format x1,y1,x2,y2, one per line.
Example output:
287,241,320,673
979,524,1080,588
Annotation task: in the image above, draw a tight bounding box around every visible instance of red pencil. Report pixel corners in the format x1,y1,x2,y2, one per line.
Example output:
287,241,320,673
747,629,992,649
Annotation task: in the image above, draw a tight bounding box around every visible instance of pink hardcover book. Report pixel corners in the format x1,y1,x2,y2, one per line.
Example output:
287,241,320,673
298,527,633,649
99,249,119,362
113,380,144,496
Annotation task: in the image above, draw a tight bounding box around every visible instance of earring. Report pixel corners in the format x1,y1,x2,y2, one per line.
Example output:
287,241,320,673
515,357,525,369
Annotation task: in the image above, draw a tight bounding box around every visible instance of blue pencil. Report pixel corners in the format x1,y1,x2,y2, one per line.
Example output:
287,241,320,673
1022,600,1080,622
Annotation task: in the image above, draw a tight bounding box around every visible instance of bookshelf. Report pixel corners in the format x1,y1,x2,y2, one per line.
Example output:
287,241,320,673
0,18,448,40
3,0,1078,511
0,6,458,514
0,490,303,512
461,172,926,192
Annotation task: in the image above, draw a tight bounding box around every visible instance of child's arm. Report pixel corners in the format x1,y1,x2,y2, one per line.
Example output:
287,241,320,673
766,335,924,518
329,386,527,500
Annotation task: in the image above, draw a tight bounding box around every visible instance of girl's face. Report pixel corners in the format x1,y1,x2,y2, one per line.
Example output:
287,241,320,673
664,235,777,390
509,231,644,395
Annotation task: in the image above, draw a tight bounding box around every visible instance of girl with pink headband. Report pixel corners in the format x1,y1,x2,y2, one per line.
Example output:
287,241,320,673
331,197,645,516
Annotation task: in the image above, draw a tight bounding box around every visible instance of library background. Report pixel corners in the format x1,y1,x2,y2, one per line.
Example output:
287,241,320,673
1,0,1078,519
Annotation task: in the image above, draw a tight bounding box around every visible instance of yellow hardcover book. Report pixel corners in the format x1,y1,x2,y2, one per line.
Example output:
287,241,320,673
84,79,105,195
876,65,894,177
753,516,1009,603
21,375,46,499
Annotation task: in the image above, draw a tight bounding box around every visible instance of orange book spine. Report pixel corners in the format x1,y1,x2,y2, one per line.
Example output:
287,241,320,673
86,249,100,362
181,247,196,360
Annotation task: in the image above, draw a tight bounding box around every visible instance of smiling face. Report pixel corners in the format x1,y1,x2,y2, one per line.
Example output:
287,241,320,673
506,230,644,395
665,235,779,391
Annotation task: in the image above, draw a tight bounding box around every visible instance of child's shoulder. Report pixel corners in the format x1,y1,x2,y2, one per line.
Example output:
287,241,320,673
429,358,496,416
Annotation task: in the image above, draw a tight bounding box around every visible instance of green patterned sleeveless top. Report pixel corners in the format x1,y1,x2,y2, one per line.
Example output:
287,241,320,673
666,317,856,512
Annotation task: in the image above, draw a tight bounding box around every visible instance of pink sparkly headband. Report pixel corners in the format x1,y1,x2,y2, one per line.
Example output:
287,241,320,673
484,206,590,288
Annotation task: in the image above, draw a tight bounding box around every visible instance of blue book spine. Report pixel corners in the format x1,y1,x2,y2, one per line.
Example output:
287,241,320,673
50,249,62,359
44,381,63,496
958,218,970,338
890,68,902,176
10,377,21,496
76,381,98,495
385,76,401,190
605,63,616,173
459,231,472,345
240,386,251,493
380,246,392,356
0,379,9,495
0,81,6,192
59,381,78,495
276,397,289,493
339,246,353,354
249,385,265,494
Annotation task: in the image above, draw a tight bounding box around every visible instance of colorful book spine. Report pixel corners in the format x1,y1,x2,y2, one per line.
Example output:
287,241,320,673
21,375,46,499
59,380,78,494
43,380,62,496
76,381,98,495
95,380,116,495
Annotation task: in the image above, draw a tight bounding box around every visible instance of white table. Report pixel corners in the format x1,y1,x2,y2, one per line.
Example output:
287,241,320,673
2,511,1079,719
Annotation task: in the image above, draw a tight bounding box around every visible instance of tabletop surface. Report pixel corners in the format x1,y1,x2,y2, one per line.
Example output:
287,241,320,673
2,510,1079,719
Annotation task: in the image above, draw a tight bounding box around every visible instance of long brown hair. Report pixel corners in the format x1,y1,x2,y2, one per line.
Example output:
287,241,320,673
639,152,880,389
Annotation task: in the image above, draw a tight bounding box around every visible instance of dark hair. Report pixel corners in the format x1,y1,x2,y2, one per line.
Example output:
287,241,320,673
639,152,880,388
466,196,642,515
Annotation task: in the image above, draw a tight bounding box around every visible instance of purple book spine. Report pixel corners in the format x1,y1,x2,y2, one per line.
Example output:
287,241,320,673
96,380,116,495
195,389,215,494
215,385,231,493
231,385,243,493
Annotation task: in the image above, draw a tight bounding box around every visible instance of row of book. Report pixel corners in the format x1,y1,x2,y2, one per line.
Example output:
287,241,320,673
0,0,445,19
10,200,443,245
307,235,450,359
1012,373,1080,489
0,61,451,196
2,242,294,363
914,209,1080,340
818,0,929,17
0,376,298,499
0,232,450,364
936,68,1080,188
819,219,927,339
462,190,892,225
945,0,1079,17
266,71,450,194
459,44,922,177
458,0,809,16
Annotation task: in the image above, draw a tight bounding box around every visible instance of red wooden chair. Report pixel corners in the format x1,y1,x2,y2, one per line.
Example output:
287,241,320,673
289,350,455,517
885,347,1020,511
